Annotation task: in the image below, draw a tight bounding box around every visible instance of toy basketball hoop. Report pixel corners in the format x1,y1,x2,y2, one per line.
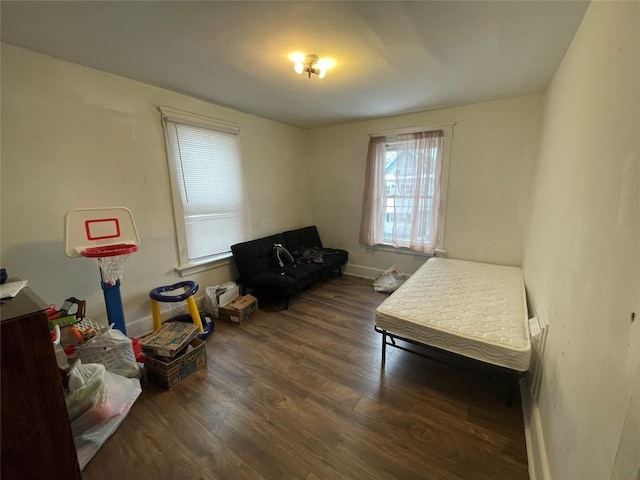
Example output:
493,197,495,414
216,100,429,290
81,244,138,286
65,207,140,335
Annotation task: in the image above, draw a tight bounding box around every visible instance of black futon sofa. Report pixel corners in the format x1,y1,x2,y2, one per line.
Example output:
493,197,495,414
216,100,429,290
231,226,348,308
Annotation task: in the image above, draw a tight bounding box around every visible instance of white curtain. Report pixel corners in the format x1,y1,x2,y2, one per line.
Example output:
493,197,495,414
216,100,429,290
360,136,387,246
360,130,444,254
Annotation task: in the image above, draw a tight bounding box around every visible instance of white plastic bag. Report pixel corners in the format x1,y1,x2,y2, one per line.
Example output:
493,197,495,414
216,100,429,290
205,282,239,319
372,265,406,293
66,361,141,470
73,325,140,378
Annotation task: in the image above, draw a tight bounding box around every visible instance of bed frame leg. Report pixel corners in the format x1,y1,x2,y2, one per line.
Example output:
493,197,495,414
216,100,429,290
381,330,387,367
506,375,519,407
506,389,514,408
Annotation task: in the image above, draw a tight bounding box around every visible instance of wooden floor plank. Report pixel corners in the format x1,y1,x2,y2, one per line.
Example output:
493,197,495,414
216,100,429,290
141,383,248,479
198,372,379,480
82,275,529,480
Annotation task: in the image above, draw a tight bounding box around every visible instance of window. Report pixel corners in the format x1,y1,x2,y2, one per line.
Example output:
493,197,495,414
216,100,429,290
360,126,452,254
159,107,251,272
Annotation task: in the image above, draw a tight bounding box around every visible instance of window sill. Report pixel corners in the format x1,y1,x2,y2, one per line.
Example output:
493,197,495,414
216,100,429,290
365,244,446,258
175,252,233,277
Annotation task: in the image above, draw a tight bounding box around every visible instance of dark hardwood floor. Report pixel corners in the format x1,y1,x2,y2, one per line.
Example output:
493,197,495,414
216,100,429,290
82,275,529,480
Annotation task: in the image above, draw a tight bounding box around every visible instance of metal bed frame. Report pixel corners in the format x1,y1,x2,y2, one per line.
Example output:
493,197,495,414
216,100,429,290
375,326,524,407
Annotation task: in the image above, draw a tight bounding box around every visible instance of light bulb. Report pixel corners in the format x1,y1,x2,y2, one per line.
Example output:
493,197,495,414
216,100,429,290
318,68,326,79
294,62,304,74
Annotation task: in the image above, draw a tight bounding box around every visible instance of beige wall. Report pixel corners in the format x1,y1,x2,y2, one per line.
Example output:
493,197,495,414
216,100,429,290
522,2,639,479
307,94,544,277
0,44,308,336
0,43,544,335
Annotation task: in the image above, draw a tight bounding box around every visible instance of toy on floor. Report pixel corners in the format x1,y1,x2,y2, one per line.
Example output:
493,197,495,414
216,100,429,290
65,207,140,336
149,280,213,340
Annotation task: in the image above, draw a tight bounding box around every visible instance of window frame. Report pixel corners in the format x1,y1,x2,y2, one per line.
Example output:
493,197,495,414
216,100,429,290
158,106,249,276
366,122,455,255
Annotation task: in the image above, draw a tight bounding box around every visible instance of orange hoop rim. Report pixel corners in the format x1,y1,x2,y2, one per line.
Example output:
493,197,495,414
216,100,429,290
81,243,138,258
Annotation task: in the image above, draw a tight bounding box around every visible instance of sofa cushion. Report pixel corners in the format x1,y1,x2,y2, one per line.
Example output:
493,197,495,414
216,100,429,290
231,233,287,281
284,226,348,276
317,248,349,275
283,226,323,252
245,270,297,296
279,263,321,289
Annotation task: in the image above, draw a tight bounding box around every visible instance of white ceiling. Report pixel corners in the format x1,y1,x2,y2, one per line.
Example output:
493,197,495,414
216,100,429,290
1,1,589,128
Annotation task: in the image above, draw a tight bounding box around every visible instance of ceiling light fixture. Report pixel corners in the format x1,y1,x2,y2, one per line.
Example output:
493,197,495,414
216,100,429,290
293,54,327,79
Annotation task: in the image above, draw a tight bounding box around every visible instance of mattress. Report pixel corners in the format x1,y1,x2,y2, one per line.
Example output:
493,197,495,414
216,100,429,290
376,257,531,371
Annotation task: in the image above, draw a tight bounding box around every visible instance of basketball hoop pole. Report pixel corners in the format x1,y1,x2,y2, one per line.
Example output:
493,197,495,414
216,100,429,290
102,279,127,335
85,245,138,336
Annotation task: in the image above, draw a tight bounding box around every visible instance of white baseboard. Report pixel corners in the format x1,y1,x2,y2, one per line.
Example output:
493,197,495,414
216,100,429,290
344,264,385,279
125,314,154,339
520,379,551,480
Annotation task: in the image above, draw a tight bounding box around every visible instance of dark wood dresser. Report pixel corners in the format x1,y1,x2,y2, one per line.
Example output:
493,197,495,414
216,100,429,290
1,284,82,479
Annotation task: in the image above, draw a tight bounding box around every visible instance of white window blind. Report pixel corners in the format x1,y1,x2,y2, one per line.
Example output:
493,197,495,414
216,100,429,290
161,108,250,265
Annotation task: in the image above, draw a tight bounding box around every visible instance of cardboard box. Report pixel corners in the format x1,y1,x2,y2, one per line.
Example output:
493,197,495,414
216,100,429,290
146,338,207,390
140,322,199,358
219,294,258,324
